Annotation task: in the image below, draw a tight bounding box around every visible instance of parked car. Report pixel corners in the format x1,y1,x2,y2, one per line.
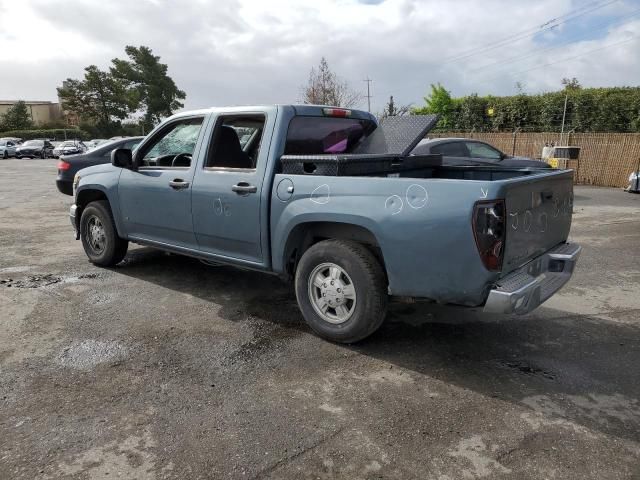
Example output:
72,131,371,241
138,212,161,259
85,139,108,150
0,139,18,158
56,137,143,195
15,139,54,159
53,140,87,158
412,138,550,168
69,105,579,343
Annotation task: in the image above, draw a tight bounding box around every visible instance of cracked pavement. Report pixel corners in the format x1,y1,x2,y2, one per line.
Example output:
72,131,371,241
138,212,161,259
1,159,639,479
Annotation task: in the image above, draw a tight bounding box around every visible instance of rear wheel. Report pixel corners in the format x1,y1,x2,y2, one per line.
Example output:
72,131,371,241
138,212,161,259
80,200,128,266
41,150,46,159
295,239,388,343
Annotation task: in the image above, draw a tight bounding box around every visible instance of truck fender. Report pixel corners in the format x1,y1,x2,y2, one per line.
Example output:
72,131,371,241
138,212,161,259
74,186,126,238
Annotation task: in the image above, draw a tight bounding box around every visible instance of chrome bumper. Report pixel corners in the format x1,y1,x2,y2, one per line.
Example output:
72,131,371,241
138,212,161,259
484,243,581,315
69,204,79,240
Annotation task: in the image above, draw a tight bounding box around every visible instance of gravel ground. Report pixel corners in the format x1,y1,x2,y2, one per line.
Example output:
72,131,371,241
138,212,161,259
1,158,639,479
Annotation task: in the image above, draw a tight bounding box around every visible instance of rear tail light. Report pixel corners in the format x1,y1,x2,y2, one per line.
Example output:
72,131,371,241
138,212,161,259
322,108,351,117
472,200,505,271
57,160,71,171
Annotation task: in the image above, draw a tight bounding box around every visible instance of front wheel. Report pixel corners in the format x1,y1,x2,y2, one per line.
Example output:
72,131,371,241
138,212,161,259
80,200,128,266
295,239,388,343
2,151,7,159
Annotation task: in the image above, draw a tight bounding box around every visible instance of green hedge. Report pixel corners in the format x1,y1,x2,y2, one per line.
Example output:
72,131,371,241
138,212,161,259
0,128,91,141
414,86,640,133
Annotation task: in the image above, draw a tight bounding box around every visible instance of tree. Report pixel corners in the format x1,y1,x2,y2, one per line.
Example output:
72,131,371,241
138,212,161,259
57,65,131,132
301,57,361,107
111,45,186,128
380,95,411,119
413,83,456,129
561,77,582,91
0,100,33,130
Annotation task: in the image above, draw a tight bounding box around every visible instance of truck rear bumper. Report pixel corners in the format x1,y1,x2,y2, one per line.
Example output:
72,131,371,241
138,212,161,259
483,242,581,315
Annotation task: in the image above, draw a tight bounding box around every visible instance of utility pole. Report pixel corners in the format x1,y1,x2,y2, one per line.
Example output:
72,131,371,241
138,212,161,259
363,77,372,113
560,93,568,145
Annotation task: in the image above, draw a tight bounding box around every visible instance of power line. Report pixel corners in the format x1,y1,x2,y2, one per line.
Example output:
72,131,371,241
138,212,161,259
442,0,618,64
480,34,637,83
469,9,640,73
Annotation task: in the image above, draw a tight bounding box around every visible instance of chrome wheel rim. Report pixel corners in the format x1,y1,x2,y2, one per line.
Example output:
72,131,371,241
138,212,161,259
308,262,356,324
85,215,106,254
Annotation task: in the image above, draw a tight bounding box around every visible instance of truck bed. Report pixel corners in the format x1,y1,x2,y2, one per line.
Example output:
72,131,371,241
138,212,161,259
270,167,575,306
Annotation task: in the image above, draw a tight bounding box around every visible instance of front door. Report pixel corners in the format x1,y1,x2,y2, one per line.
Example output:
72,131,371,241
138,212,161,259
191,112,272,265
118,115,207,250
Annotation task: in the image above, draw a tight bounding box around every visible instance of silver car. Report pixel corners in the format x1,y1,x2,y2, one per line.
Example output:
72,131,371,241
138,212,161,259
0,139,18,159
52,140,87,158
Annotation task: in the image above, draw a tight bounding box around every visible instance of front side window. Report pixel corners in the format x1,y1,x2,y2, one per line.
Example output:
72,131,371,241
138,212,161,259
139,117,204,168
466,142,502,160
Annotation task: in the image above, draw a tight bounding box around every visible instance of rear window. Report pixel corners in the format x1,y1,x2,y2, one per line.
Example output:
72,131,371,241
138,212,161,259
284,116,376,155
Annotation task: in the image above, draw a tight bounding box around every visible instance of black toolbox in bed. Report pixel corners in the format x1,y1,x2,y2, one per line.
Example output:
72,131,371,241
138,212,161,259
280,153,442,176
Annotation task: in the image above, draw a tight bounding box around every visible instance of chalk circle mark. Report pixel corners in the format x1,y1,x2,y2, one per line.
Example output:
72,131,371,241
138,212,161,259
385,195,403,215
406,184,429,209
310,184,330,205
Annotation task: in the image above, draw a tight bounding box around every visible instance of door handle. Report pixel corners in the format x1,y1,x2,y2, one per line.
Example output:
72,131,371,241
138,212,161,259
231,182,257,194
169,179,190,190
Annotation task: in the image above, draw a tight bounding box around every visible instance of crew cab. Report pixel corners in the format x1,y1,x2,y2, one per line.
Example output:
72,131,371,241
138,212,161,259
69,105,580,343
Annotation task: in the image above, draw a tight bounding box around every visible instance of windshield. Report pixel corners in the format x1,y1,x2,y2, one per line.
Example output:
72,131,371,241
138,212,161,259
284,116,376,155
23,140,43,146
59,141,78,147
0,141,5,146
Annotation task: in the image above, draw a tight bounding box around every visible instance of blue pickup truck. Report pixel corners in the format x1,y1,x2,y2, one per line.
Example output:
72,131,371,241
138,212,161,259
69,105,580,343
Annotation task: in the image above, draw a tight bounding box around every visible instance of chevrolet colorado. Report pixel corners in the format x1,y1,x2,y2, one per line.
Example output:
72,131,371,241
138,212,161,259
69,105,580,342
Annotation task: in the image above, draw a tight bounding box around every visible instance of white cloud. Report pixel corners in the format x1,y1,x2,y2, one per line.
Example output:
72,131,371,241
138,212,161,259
0,0,638,112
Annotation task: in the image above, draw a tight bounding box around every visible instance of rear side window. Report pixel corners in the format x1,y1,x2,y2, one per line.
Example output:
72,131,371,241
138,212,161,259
431,142,467,157
466,142,502,160
284,116,376,155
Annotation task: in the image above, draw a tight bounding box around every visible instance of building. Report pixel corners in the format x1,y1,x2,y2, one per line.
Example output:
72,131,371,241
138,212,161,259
0,100,64,126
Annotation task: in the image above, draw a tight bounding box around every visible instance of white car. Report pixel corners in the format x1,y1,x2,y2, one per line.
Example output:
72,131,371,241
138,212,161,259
0,139,18,159
52,140,87,158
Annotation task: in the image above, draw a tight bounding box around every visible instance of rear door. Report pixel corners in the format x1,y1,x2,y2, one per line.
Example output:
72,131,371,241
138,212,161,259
501,170,574,272
190,109,276,265
118,115,207,250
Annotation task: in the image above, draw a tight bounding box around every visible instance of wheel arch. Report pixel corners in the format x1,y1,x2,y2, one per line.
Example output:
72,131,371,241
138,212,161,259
281,221,387,279
74,188,124,237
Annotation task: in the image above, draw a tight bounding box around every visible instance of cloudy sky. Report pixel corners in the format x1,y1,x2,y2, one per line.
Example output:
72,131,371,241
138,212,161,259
0,0,639,113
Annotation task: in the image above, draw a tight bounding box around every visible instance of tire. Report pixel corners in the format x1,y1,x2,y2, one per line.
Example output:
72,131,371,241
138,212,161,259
41,150,46,159
80,200,128,266
295,239,388,343
2,151,7,159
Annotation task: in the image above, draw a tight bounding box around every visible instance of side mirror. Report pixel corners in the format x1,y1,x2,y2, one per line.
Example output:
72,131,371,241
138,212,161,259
111,148,134,169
